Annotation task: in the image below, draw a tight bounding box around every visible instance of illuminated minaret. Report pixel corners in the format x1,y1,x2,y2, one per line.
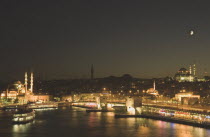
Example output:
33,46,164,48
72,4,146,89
30,72,33,93
91,64,94,80
153,80,156,90
189,65,192,82
25,72,28,93
189,65,192,75
193,64,196,76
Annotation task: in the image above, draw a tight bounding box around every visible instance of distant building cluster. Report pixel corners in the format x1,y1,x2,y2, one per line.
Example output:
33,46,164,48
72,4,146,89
174,64,206,82
1,64,210,106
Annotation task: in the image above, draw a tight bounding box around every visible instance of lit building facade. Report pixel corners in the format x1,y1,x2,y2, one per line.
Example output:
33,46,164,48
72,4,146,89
0,81,26,100
0,72,51,104
174,92,200,105
146,80,159,96
174,66,195,82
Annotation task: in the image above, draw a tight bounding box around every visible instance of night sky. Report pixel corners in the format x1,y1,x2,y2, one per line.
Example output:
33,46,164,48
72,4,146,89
1,0,210,81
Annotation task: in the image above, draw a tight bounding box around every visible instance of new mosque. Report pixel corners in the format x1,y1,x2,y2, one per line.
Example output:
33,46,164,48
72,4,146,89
0,72,51,104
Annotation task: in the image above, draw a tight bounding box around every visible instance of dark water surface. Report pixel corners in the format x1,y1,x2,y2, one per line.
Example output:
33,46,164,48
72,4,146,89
0,107,210,137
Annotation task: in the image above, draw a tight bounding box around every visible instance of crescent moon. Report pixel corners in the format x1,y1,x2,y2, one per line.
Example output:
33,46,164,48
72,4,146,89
190,30,194,35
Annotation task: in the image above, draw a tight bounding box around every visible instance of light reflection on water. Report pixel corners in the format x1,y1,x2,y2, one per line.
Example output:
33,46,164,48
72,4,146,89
0,107,210,137
13,123,32,134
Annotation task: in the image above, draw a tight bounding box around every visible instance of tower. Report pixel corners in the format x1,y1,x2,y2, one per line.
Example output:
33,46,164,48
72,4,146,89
189,65,192,75
91,64,94,80
25,72,28,93
189,65,192,82
153,80,156,90
193,64,196,76
30,72,33,93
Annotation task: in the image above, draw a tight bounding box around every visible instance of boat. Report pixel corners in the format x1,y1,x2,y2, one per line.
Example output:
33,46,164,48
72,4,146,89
12,105,35,124
3,105,19,111
28,102,58,109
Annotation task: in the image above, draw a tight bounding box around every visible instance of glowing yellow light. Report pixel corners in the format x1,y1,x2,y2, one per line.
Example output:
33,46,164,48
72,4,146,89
190,30,194,36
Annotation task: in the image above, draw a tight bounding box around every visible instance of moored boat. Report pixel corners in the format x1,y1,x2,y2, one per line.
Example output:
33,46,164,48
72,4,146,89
12,106,35,124
28,102,58,109
3,105,19,111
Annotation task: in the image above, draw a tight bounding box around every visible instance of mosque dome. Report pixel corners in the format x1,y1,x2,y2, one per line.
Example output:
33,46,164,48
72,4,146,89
174,67,194,82
8,81,23,91
177,68,190,75
179,68,187,73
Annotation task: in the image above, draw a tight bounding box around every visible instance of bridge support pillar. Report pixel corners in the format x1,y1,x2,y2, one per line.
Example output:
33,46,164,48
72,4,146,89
96,96,108,110
96,97,101,109
126,96,142,115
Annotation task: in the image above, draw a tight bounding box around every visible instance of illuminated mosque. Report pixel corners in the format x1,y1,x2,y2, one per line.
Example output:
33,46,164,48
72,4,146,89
0,72,51,104
174,64,196,82
146,80,159,96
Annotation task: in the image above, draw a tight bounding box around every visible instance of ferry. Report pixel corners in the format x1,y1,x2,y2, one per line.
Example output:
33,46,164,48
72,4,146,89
28,102,58,109
3,105,19,111
12,106,35,124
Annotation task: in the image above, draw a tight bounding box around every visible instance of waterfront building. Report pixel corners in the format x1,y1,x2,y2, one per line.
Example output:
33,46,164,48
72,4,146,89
0,81,26,100
175,92,200,105
0,72,51,104
61,95,72,102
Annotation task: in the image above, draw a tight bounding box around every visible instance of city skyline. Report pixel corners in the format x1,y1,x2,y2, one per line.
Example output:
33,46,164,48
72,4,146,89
2,1,210,136
1,1,210,80
0,63,208,82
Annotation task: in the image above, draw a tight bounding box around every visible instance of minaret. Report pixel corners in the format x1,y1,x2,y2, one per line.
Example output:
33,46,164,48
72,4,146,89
30,72,33,93
153,80,156,90
193,64,196,76
189,65,192,82
91,64,94,80
25,72,28,93
189,65,192,74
